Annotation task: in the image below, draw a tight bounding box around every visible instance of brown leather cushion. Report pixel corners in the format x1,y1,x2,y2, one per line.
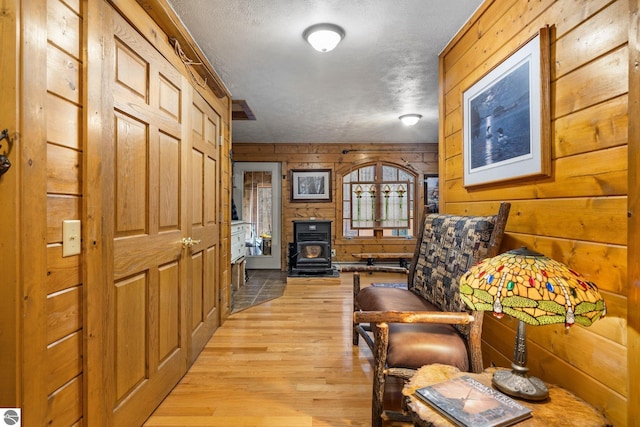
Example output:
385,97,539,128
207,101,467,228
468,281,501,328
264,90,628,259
357,286,434,312
356,286,470,371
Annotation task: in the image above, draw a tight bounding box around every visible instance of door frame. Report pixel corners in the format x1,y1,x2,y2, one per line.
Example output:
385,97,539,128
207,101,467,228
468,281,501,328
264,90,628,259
232,162,282,269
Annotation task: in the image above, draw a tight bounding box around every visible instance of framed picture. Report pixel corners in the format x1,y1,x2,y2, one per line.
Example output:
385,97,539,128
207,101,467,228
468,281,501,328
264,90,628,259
424,175,439,213
463,27,550,187
290,169,332,202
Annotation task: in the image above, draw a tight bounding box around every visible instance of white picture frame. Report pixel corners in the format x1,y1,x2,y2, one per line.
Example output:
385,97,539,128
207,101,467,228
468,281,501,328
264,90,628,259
290,169,332,202
463,28,550,187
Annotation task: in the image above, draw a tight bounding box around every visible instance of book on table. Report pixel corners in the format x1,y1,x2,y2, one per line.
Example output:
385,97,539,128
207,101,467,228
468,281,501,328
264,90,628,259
414,375,532,427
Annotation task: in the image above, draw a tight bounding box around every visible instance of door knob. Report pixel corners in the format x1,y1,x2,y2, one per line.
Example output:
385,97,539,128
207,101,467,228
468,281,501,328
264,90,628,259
181,237,202,248
0,129,12,177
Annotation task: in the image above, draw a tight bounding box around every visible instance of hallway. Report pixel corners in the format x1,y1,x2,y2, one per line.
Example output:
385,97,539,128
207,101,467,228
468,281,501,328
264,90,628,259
144,271,410,426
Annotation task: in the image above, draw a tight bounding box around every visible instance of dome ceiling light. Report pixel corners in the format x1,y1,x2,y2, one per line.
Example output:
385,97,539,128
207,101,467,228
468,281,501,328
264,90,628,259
399,114,422,126
303,23,345,52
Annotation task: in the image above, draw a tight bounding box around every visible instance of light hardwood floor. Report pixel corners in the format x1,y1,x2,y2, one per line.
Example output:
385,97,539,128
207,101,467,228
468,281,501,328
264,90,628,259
144,271,411,427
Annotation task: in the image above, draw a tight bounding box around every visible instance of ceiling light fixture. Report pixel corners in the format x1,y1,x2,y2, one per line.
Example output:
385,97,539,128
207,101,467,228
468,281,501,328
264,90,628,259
303,23,345,52
399,114,422,126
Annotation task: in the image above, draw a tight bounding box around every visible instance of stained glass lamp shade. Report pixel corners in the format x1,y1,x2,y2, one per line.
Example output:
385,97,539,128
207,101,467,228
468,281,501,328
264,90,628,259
459,247,606,400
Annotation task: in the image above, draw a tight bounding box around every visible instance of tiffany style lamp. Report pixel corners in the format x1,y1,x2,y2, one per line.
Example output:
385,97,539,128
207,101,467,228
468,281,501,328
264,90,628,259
459,247,606,401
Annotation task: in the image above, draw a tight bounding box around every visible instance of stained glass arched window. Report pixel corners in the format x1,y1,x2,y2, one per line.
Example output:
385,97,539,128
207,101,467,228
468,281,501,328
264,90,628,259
342,162,416,238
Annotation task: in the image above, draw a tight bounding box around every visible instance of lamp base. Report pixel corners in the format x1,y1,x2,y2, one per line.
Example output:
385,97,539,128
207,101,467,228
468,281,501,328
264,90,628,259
492,366,549,401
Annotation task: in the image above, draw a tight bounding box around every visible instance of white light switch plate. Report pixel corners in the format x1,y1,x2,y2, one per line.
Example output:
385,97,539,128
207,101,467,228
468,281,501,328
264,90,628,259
62,220,81,257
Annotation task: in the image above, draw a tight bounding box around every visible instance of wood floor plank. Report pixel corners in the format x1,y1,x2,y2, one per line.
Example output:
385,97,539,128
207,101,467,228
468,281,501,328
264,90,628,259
144,271,410,427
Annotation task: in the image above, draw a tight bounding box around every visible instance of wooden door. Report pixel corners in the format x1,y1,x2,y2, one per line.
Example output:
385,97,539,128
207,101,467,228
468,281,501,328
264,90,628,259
101,8,189,425
187,88,221,360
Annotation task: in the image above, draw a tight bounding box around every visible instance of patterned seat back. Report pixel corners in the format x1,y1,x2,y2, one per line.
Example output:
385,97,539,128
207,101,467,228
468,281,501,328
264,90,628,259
409,213,498,334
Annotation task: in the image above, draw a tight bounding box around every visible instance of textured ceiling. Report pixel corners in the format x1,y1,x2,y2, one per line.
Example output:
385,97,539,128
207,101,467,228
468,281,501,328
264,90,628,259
167,0,482,144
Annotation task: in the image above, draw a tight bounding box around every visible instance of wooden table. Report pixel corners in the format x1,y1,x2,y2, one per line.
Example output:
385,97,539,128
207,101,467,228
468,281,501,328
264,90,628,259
403,364,610,427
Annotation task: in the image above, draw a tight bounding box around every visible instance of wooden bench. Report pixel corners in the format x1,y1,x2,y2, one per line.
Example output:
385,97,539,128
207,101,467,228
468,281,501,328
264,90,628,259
352,203,511,427
351,252,414,268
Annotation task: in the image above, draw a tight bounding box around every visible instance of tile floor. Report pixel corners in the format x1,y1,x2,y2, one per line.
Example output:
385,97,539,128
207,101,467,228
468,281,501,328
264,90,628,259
231,269,288,313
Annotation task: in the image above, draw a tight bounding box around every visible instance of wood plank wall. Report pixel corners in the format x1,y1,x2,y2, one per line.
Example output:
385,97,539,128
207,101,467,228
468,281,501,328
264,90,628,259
0,0,20,407
439,0,629,425
627,1,640,423
232,143,437,268
43,0,85,423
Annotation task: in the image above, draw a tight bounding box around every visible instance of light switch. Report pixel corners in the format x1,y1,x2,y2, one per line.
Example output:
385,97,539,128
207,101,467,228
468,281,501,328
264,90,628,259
62,220,81,257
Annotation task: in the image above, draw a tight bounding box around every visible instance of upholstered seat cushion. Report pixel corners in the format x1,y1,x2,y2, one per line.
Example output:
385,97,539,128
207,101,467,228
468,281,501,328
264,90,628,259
356,286,469,371
357,286,432,312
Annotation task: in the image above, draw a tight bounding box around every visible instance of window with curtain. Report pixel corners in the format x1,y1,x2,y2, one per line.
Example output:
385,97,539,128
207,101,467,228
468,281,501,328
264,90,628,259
342,162,416,238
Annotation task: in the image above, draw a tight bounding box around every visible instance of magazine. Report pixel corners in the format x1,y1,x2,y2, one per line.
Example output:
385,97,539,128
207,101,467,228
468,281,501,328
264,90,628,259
414,375,532,427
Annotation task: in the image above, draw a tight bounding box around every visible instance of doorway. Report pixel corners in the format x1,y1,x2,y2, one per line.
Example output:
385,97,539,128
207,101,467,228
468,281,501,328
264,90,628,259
233,162,281,269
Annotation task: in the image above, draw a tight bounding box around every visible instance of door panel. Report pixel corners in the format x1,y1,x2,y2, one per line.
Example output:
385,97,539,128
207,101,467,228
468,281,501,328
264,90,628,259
115,273,146,400
188,89,221,361
159,133,181,230
158,262,180,360
108,9,188,426
191,251,204,331
114,112,147,235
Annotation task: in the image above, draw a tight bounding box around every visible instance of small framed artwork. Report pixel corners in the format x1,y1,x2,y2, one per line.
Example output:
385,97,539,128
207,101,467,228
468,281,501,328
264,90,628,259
290,169,332,202
462,27,551,187
424,175,439,213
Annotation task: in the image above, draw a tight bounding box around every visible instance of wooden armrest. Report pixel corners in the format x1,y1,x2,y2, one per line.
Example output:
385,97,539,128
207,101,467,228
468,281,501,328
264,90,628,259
354,310,474,325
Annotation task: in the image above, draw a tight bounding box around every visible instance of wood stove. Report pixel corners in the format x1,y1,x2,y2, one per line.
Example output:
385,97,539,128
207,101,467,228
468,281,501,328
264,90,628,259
289,220,336,276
